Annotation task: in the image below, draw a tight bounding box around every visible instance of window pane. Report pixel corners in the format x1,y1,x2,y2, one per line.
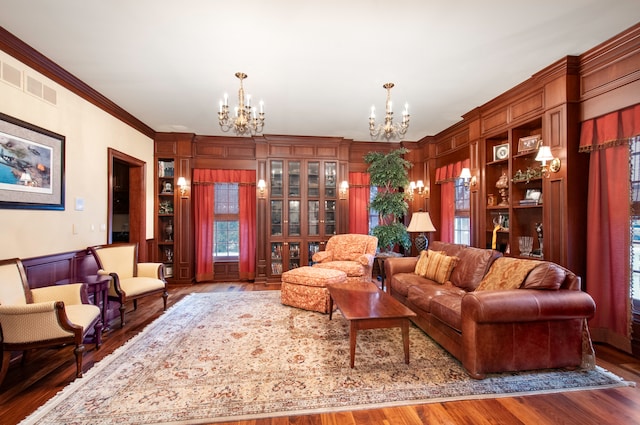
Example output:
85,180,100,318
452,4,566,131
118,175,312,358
369,186,379,233
214,183,240,258
214,220,239,257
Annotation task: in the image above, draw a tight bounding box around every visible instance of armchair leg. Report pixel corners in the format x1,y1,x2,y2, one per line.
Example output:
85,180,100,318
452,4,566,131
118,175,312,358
94,321,103,349
73,344,86,378
0,350,10,387
119,303,126,328
162,291,168,311
133,299,138,311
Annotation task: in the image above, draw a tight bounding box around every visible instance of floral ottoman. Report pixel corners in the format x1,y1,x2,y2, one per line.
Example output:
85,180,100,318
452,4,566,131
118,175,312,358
281,266,347,313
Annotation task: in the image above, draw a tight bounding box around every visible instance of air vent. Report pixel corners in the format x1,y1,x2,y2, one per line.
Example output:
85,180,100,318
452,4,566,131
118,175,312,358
25,74,57,105
1,61,22,88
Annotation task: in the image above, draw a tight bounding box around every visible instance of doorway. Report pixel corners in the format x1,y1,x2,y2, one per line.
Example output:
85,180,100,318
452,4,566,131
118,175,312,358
108,148,147,259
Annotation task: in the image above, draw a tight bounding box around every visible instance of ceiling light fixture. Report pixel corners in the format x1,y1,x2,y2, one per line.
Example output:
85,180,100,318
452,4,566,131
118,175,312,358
369,82,410,140
218,72,265,136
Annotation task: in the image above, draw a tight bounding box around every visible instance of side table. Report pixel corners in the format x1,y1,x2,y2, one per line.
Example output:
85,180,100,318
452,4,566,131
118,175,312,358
83,275,112,331
374,252,403,292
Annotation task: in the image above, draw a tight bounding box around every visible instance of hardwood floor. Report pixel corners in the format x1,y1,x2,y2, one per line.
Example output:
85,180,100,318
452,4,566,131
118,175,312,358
2,282,640,425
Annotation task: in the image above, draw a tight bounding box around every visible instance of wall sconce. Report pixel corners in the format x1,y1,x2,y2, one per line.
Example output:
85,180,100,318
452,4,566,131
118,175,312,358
409,180,425,197
176,177,188,198
535,146,561,178
459,167,478,192
257,179,267,198
339,180,349,200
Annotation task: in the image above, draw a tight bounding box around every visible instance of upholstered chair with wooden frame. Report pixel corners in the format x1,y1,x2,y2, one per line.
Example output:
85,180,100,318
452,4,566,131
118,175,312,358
89,242,168,328
0,258,102,386
312,234,378,283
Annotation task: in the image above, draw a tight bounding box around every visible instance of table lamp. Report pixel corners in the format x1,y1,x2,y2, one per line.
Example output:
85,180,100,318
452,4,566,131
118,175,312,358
407,211,436,252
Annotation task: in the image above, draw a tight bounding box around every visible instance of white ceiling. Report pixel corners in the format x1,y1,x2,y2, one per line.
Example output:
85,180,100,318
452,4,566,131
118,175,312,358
1,1,639,142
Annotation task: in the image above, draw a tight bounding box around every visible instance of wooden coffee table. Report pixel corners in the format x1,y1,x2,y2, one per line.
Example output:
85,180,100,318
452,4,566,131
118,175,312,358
327,281,416,368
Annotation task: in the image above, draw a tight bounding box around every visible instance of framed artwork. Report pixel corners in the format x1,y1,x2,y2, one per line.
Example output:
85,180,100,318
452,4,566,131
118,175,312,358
524,189,542,201
518,134,542,153
0,113,65,210
493,143,509,161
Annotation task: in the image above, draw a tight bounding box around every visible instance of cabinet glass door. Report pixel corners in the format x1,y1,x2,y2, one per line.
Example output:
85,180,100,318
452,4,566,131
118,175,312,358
308,161,320,197
288,200,301,236
308,241,320,266
288,242,301,269
308,200,320,236
271,242,283,275
288,161,301,197
324,162,337,198
270,160,283,197
270,200,283,236
324,200,336,235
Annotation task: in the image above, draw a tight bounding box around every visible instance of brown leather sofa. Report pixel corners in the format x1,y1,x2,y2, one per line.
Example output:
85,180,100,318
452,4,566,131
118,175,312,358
385,241,596,379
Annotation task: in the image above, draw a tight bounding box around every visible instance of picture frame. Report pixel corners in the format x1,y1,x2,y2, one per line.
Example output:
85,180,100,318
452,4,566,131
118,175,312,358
0,113,65,210
524,189,542,201
493,143,509,161
518,134,542,153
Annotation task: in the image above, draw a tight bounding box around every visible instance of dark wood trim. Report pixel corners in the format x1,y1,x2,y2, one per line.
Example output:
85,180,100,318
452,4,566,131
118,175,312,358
107,148,147,261
0,27,155,139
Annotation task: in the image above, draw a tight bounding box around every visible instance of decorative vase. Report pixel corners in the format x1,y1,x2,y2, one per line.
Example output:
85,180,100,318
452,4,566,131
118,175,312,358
165,220,173,241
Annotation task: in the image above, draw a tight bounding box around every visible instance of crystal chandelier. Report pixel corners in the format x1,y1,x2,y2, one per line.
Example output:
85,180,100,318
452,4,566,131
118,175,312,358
369,82,410,140
218,72,265,136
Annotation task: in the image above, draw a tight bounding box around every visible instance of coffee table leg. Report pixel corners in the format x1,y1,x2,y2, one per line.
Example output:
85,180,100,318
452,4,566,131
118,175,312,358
329,295,334,320
402,319,410,364
350,321,357,368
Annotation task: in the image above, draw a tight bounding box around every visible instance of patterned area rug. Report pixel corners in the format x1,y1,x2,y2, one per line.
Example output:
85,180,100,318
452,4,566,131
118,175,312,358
22,292,628,424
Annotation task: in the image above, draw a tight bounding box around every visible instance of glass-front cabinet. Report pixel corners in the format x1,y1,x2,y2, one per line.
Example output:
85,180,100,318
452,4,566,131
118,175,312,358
266,159,339,278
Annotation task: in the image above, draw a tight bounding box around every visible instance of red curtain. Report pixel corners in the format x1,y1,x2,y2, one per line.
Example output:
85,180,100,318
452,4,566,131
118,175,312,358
193,169,256,282
348,172,370,234
580,103,640,346
435,159,469,243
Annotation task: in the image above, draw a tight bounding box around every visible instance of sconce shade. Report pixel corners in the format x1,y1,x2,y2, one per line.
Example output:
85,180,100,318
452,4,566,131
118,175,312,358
459,167,472,180
535,146,554,163
407,212,436,233
177,177,187,187
257,179,266,190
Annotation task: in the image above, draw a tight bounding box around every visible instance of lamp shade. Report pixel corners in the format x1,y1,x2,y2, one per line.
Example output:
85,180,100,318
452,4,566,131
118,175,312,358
406,212,436,233
535,146,554,163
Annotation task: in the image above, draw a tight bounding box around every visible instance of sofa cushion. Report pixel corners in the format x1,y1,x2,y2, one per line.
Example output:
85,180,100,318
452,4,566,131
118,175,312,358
475,257,542,291
391,272,437,297
429,294,463,332
414,250,429,276
422,250,459,284
430,241,466,257
407,282,465,313
521,263,566,290
450,246,501,291
314,260,366,277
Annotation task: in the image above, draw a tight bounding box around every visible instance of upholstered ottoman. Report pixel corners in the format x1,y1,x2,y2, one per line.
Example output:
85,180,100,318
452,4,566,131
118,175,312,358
281,266,347,313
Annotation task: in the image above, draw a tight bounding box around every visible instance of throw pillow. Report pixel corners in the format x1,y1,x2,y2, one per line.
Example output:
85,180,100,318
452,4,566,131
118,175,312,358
475,257,542,291
414,250,429,276
422,250,460,284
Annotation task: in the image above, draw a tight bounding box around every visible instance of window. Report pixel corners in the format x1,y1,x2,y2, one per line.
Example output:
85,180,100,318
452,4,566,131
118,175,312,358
369,186,379,233
454,178,470,245
214,183,239,259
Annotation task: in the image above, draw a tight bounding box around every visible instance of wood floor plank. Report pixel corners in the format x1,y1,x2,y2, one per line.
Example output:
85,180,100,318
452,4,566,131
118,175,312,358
2,282,640,425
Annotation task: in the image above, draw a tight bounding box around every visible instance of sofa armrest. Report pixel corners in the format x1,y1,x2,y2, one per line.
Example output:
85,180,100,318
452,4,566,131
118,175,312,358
384,257,418,277
462,289,596,323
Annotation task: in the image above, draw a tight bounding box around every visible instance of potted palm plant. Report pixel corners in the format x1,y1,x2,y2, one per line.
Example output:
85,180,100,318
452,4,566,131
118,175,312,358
364,147,412,252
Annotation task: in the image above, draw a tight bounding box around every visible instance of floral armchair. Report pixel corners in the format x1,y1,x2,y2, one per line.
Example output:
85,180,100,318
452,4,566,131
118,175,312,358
312,234,378,283
0,258,102,386
89,243,167,328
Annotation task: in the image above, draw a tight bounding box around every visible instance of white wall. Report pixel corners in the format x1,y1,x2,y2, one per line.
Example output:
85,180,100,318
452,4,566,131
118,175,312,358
0,51,154,260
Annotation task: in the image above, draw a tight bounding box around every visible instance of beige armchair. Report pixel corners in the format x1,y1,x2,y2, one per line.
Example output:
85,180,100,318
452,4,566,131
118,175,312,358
89,243,168,328
0,258,102,386
312,234,378,283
